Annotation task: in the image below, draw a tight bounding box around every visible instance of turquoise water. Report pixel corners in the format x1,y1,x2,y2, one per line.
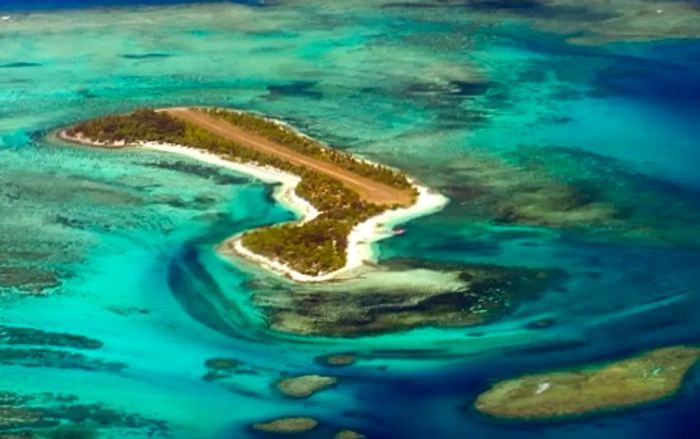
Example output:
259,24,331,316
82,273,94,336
1,1,700,437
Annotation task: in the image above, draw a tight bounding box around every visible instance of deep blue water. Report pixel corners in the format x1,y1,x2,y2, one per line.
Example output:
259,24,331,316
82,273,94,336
593,42,700,112
2,1,700,438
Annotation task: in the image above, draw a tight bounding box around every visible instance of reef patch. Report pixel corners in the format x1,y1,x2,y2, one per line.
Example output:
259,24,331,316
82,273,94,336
252,417,319,434
254,259,565,336
475,346,700,420
276,375,338,398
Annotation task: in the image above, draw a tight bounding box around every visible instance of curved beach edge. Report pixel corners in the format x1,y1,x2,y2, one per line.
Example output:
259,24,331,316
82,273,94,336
56,131,448,283
142,142,321,222
226,182,448,283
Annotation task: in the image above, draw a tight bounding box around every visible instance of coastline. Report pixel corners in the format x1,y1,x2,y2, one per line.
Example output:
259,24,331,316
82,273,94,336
56,129,319,221
56,130,128,148
142,142,321,223
57,129,448,283
226,182,448,282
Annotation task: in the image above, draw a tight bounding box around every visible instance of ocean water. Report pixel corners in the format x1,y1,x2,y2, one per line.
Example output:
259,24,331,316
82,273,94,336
1,1,700,438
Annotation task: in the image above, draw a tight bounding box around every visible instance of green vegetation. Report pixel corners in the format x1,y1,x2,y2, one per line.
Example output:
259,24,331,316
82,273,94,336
66,108,185,144
206,108,412,190
67,108,414,276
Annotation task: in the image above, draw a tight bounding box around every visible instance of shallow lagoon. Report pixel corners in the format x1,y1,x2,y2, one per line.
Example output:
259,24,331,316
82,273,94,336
1,1,700,437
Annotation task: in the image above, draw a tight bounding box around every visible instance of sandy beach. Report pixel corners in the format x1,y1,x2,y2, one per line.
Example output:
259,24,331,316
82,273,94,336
142,142,320,223
227,181,448,282
58,130,448,283
146,141,448,282
57,130,128,148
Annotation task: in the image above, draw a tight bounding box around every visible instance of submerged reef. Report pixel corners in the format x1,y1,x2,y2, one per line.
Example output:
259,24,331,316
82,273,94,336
437,150,618,230
0,325,102,350
316,354,356,367
0,325,119,372
251,417,319,434
202,357,258,382
0,162,154,296
253,259,564,336
142,159,251,186
431,146,700,249
385,0,700,44
335,430,366,439
0,348,125,372
507,146,700,248
0,266,59,295
200,357,270,399
0,390,168,437
475,346,700,420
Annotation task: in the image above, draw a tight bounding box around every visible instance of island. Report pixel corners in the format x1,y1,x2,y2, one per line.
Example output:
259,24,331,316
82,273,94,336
276,374,338,398
474,346,700,420
58,107,448,281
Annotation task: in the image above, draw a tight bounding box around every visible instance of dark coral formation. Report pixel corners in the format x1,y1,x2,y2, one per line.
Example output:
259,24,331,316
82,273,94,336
506,146,700,247
0,391,168,437
0,325,102,350
316,354,356,367
0,348,125,372
0,267,59,295
0,167,149,296
202,357,258,382
0,325,118,372
383,0,700,44
141,159,250,186
420,146,700,250
254,259,565,336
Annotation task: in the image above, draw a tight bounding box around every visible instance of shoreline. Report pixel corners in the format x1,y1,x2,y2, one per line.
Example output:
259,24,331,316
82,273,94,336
56,130,128,148
57,129,448,283
142,142,321,224
57,129,319,221
226,182,447,282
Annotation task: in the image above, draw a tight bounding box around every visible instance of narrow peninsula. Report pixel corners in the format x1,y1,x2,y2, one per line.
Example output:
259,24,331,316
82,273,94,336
58,107,447,281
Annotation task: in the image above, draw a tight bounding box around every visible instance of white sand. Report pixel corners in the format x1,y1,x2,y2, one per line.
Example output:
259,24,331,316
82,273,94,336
343,183,448,273
228,183,447,282
228,177,448,282
147,143,449,282
142,143,448,282
141,142,319,222
60,132,448,283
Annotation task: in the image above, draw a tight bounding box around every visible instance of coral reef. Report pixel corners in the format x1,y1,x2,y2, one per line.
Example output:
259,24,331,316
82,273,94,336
475,346,700,420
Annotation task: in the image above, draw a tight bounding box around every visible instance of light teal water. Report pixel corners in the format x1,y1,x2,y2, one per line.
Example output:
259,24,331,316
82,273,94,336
2,1,700,438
